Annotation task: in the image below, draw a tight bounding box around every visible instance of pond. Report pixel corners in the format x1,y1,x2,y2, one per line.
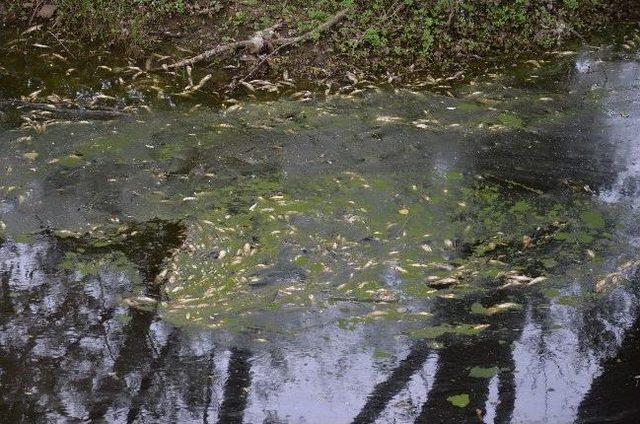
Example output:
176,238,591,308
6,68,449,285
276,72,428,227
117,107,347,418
1,39,640,423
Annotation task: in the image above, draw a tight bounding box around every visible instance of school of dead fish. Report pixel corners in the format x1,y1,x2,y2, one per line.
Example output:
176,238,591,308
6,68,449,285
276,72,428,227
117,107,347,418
3,27,640,334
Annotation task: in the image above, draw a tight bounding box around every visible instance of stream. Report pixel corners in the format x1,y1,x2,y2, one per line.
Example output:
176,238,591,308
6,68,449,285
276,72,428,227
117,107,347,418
2,36,640,424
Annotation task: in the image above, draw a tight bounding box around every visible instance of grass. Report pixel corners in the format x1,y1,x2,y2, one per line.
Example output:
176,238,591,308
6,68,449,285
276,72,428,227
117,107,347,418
2,1,639,73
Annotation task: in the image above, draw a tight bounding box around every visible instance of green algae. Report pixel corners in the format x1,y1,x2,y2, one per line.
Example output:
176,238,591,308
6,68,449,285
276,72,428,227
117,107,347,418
447,393,471,408
408,323,489,339
497,112,525,128
469,366,500,378
455,102,483,113
155,167,617,331
557,295,582,307
59,250,135,278
0,84,628,338
582,210,605,229
372,349,392,360
55,154,85,168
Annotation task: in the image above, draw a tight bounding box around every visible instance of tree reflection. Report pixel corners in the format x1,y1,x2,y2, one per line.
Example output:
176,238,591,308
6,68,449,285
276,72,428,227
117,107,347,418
351,342,431,424
217,348,252,424
577,315,640,423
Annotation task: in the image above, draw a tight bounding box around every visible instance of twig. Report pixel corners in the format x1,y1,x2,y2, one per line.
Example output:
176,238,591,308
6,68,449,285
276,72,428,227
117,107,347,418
446,0,460,27
229,9,350,90
28,0,44,26
47,30,73,57
165,40,256,69
166,9,349,69
229,43,287,91
165,23,281,69
483,173,544,195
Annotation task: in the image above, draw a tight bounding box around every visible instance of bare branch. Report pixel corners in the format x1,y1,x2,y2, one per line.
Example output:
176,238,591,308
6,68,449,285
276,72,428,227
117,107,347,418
165,9,349,69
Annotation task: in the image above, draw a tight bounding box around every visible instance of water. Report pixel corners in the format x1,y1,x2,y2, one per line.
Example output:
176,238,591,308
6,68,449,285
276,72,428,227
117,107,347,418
2,38,640,423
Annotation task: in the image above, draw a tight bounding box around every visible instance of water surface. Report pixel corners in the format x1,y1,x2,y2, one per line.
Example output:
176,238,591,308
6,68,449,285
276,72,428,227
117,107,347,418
2,42,640,423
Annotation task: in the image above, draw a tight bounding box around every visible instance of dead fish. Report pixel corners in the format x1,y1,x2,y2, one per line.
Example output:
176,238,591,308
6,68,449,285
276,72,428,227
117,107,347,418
485,302,522,315
21,25,43,35
123,295,158,308
595,260,640,293
427,277,458,289
240,81,255,91
346,71,358,84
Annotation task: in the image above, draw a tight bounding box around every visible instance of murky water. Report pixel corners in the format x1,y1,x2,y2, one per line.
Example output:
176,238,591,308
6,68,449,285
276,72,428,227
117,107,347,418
2,39,640,423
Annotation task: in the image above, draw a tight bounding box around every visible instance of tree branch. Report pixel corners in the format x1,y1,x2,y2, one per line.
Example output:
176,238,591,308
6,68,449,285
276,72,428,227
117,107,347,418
165,9,349,69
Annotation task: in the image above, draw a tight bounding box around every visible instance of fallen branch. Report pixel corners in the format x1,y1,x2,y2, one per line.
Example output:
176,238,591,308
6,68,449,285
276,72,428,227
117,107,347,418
228,39,289,91
166,9,349,69
165,40,258,70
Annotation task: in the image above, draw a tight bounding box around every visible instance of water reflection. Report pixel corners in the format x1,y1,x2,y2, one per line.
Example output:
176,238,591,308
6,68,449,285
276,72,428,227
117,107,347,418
577,314,640,423
2,46,640,424
3,234,637,423
510,288,637,423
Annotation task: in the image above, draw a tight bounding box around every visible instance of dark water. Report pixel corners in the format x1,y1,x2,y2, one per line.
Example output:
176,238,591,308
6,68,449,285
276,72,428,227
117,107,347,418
2,39,640,423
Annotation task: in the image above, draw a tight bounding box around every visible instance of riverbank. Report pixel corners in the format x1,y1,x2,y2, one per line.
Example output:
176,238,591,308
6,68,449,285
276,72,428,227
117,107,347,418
2,1,640,94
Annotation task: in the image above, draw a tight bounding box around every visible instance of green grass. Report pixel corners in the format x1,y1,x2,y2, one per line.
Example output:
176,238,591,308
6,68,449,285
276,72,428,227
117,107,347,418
4,0,194,48
2,0,638,67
